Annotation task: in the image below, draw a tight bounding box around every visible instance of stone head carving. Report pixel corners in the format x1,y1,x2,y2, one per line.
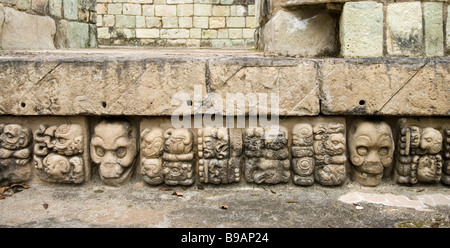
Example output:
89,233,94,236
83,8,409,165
263,125,288,150
244,127,264,154
419,128,442,154
201,127,229,159
164,128,193,154
91,120,137,186
141,128,164,159
0,124,32,150
52,124,83,156
292,123,313,146
348,121,394,186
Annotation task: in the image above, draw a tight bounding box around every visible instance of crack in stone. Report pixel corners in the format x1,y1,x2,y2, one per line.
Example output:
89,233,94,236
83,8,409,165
378,61,429,112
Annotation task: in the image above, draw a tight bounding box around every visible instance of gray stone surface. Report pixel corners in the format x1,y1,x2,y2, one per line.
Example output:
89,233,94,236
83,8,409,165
0,175,449,228
386,2,423,57
0,7,56,50
424,2,444,57
55,20,90,48
339,1,383,58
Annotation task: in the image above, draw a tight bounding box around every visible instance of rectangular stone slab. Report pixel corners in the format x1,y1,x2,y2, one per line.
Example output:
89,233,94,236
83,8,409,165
0,50,449,117
320,58,450,116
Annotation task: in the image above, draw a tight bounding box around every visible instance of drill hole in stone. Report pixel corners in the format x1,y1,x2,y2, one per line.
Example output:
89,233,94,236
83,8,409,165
359,100,366,106
101,101,107,108
186,100,192,106
20,102,26,108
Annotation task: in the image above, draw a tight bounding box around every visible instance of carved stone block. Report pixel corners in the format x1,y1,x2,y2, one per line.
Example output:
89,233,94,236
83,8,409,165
443,129,450,185
34,118,89,184
0,123,33,186
394,119,446,185
91,118,137,186
348,120,394,187
140,119,195,186
291,123,314,186
244,125,290,184
198,127,242,184
313,122,346,186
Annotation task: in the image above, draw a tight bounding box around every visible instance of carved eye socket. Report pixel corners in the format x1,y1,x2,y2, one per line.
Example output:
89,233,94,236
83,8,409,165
58,138,67,144
378,147,389,156
425,138,432,143
6,133,14,139
116,147,127,158
357,146,368,156
95,146,105,157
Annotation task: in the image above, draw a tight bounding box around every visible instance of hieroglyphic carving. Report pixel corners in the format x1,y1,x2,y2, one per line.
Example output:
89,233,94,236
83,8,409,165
244,125,290,184
140,128,165,185
163,128,195,186
139,127,195,186
0,124,33,186
34,123,85,183
395,125,443,184
348,121,394,186
443,129,450,185
291,123,314,186
313,123,346,186
91,120,137,186
198,127,241,184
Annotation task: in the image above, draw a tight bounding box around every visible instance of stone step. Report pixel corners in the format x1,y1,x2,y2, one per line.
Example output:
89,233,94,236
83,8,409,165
0,49,448,116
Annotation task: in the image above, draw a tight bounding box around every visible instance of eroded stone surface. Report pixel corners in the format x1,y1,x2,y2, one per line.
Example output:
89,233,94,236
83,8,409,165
0,6,56,49
424,2,444,57
320,59,450,116
386,2,423,57
443,129,450,185
260,8,338,57
339,1,383,58
0,123,32,186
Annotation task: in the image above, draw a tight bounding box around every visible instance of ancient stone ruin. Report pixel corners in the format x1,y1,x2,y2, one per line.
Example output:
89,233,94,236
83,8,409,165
0,0,449,191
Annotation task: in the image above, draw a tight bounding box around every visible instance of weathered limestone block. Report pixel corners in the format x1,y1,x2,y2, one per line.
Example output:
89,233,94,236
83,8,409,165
260,8,338,57
339,1,383,58
34,117,89,184
140,119,195,186
0,6,56,49
386,2,423,57
313,122,346,186
0,122,33,186
55,20,92,48
0,58,206,116
348,120,394,186
447,5,450,53
423,2,444,57
394,118,449,185
320,59,450,116
443,129,450,185
208,59,319,116
91,118,138,186
244,125,290,184
198,127,242,184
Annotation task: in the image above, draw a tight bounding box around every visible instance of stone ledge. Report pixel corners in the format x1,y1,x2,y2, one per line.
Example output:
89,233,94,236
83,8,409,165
281,0,450,8
0,49,448,116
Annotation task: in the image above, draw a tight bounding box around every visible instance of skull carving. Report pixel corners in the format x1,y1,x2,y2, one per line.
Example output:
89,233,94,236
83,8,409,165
91,120,137,186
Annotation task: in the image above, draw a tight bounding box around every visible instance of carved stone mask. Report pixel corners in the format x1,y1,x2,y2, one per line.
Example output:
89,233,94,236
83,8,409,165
0,124,31,150
244,127,264,151
349,121,394,186
91,121,137,181
420,128,442,154
53,124,83,155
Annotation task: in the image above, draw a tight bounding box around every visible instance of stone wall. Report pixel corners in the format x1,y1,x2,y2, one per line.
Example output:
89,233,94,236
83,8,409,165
0,0,97,49
96,0,256,47
257,0,450,57
0,51,448,188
